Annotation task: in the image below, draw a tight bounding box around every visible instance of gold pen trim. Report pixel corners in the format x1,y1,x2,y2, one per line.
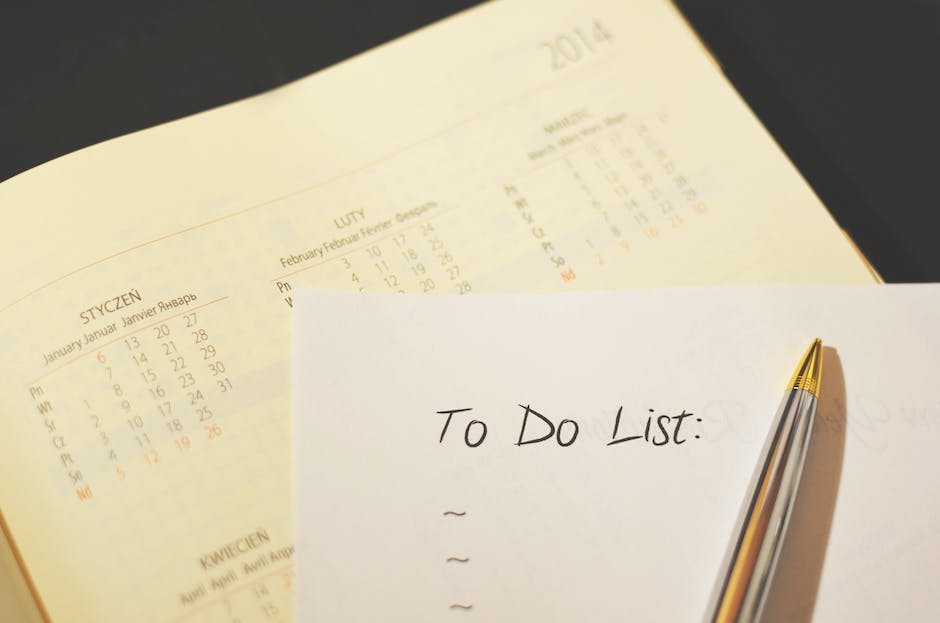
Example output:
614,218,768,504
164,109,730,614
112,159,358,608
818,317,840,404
787,338,823,397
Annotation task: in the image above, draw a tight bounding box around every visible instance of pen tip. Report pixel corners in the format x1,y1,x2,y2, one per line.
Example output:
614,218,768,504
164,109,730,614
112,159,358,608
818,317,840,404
788,339,823,397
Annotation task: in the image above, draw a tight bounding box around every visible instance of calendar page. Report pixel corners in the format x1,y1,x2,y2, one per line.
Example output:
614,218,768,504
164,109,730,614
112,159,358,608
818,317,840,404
0,0,876,621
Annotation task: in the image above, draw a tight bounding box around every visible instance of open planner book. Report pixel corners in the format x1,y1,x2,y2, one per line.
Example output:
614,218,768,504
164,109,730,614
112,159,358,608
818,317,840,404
0,0,877,621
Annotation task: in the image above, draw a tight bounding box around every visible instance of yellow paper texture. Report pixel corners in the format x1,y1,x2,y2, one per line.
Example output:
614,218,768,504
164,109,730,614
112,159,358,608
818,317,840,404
0,0,875,620
0,525,44,623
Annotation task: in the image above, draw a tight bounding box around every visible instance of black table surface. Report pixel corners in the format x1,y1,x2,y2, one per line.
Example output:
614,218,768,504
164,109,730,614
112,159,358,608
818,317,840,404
4,1,939,281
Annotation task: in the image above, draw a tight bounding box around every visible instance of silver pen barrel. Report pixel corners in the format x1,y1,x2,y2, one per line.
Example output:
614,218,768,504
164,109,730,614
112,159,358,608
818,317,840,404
705,339,823,623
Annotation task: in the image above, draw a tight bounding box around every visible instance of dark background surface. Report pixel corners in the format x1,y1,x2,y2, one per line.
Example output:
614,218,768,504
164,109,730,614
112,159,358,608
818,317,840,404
3,1,939,281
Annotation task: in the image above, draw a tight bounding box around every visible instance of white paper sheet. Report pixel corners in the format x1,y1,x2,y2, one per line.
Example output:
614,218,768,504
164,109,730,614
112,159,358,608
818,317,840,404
293,285,940,621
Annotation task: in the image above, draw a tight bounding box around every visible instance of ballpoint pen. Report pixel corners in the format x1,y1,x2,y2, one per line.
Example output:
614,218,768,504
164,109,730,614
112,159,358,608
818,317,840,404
706,339,823,623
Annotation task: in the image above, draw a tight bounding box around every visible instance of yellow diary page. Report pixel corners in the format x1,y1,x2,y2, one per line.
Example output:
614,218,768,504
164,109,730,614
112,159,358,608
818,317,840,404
0,0,876,621
0,527,43,623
